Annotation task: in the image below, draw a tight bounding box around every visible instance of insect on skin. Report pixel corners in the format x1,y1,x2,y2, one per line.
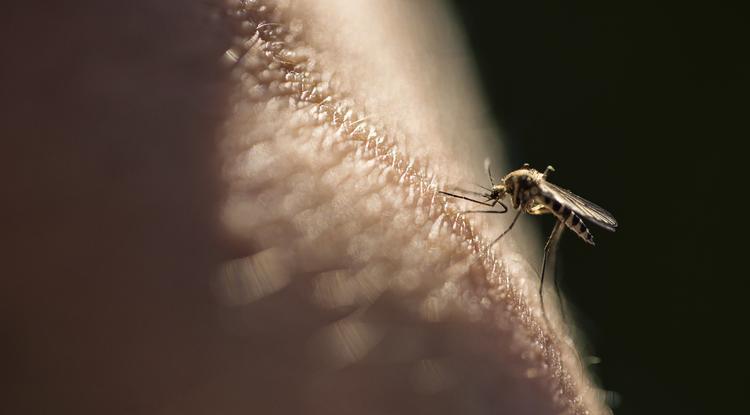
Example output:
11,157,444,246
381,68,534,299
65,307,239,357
439,161,618,317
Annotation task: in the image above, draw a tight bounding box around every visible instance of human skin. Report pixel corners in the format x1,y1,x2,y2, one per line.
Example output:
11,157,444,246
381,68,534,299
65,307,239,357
1,1,609,414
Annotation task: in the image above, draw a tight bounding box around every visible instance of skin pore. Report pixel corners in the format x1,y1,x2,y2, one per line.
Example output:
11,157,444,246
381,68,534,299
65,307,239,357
2,1,609,414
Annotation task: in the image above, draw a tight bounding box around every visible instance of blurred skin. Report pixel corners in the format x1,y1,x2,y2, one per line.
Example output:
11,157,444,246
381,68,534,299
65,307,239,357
1,1,608,414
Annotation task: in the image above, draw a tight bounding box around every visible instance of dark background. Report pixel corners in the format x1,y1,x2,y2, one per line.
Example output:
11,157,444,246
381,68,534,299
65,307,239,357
449,1,746,414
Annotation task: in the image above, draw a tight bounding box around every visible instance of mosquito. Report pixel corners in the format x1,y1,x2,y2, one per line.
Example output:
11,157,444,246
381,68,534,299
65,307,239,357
439,161,618,317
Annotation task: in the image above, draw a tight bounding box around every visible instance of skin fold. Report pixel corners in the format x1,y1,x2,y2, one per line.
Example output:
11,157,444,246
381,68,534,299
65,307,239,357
1,1,609,414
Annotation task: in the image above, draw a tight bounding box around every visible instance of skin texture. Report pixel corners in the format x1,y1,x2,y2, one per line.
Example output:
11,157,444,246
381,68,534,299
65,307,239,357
2,1,609,414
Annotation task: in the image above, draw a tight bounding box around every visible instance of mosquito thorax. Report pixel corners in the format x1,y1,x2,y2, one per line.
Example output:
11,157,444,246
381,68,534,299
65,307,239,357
506,169,545,189
501,168,542,208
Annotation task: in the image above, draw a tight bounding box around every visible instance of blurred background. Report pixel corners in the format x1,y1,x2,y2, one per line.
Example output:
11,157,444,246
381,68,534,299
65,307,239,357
449,1,745,414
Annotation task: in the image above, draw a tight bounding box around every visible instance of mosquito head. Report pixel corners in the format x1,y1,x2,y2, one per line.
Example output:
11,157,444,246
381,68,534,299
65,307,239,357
490,183,508,200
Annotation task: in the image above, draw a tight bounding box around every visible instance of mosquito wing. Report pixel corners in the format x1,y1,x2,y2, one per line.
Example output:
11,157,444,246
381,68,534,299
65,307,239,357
539,180,618,231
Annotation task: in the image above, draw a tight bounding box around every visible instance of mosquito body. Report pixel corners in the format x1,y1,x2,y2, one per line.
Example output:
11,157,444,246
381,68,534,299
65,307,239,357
439,162,618,317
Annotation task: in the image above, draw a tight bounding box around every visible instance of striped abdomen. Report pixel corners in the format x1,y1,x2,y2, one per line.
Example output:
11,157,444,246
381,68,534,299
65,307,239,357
541,195,596,245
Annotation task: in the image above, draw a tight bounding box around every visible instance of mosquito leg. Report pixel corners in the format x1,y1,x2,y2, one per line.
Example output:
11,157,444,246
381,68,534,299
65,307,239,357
490,209,523,245
447,187,487,198
490,199,508,213
526,203,549,215
463,198,506,214
540,220,565,321
438,191,494,207
553,255,567,324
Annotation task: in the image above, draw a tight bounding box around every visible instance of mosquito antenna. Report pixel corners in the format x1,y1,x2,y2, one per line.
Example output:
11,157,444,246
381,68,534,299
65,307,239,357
476,184,493,192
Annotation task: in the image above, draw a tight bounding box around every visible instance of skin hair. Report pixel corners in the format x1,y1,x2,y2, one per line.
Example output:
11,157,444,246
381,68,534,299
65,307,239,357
1,1,609,414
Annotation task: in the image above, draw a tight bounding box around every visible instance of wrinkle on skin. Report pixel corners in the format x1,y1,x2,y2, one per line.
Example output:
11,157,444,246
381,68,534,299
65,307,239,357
219,1,609,414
